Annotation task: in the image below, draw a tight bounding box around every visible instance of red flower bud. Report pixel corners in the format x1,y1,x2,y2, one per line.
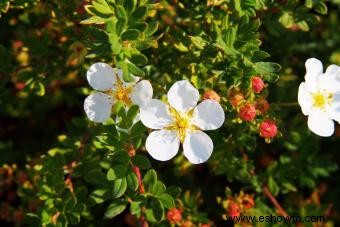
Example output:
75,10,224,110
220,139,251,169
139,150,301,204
251,76,265,93
228,202,241,218
240,194,255,210
259,120,277,139
167,208,182,224
228,88,244,108
255,99,269,115
202,90,220,103
239,103,256,121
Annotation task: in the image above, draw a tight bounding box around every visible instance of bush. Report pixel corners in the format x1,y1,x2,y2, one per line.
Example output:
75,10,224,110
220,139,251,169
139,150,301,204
0,0,340,226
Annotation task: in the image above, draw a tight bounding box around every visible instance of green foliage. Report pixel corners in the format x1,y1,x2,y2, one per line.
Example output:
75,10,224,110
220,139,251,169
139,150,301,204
1,0,340,226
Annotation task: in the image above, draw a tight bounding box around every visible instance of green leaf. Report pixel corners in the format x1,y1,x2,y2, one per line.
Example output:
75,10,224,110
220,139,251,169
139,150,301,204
104,200,127,219
126,105,140,124
252,50,270,61
90,189,110,204
150,198,164,222
123,0,137,15
107,168,116,181
151,181,166,196
130,201,142,215
132,155,151,169
224,27,237,47
108,34,122,55
254,62,281,82
112,151,131,164
117,61,134,82
297,20,309,31
268,177,279,196
131,22,148,32
130,54,148,66
278,12,294,28
127,62,145,76
143,169,157,191
145,21,158,37
80,16,106,25
92,1,113,14
157,193,175,208
305,0,313,8
115,5,127,20
314,2,327,15
112,178,127,198
116,18,127,35
189,36,206,50
121,29,140,40
106,18,116,33
107,163,128,180
126,171,139,191
130,6,147,22
131,121,147,136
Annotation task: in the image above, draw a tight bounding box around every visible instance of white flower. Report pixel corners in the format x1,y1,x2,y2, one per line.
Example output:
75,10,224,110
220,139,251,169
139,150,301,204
140,80,225,164
298,58,340,137
84,62,153,123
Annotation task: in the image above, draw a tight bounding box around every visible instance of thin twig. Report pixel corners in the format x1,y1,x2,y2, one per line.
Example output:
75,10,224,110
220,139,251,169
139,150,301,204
130,162,147,226
131,163,145,194
262,185,289,217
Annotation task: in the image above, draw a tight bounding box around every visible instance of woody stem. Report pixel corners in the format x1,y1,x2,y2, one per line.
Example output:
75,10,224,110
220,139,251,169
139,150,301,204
262,185,289,217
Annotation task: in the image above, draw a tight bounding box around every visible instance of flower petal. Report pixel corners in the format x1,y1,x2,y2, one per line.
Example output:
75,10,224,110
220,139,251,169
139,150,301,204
319,65,340,93
329,92,340,123
304,58,323,92
140,99,173,129
87,62,116,91
192,100,225,130
183,131,213,164
145,130,180,161
130,80,153,108
84,92,113,123
297,82,312,116
307,110,334,137
167,80,199,112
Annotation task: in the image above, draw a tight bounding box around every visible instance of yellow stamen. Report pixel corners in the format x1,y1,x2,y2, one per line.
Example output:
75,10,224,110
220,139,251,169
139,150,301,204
165,107,199,143
104,74,133,106
312,91,333,110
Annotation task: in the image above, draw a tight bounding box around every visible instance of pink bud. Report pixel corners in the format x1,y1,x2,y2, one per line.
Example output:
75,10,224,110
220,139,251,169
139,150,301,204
259,120,277,139
239,103,256,121
166,208,182,224
251,76,265,93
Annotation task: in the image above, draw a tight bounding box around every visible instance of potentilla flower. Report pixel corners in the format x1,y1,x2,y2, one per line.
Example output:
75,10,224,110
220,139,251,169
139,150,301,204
228,87,244,108
298,58,340,136
255,98,269,115
202,90,221,103
140,80,225,164
259,119,277,139
84,62,153,123
228,202,241,218
251,76,265,93
239,194,255,210
166,208,182,224
239,103,256,121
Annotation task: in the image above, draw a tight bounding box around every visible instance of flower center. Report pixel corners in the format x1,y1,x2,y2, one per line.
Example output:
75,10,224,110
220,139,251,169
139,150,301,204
114,86,132,104
165,107,199,143
105,75,133,106
177,119,189,129
312,91,333,110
